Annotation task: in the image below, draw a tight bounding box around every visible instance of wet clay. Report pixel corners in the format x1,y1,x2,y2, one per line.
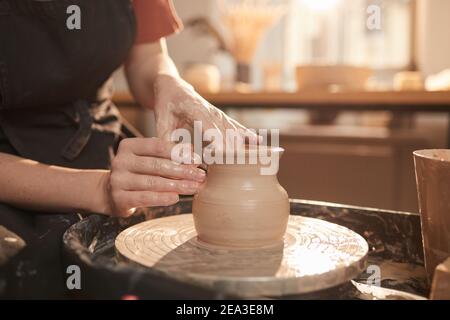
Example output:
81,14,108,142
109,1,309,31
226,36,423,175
192,147,290,248
414,149,450,282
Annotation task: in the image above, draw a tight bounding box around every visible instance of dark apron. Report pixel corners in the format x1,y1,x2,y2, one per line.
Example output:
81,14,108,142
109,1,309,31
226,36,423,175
0,0,137,298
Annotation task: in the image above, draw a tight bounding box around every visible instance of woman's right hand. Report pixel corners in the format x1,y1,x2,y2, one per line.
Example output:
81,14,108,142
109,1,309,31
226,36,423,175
100,137,205,217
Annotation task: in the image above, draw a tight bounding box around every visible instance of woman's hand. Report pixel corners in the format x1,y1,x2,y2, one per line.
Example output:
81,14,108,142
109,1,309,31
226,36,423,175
0,138,203,218
100,137,205,217
125,40,257,143
153,74,257,142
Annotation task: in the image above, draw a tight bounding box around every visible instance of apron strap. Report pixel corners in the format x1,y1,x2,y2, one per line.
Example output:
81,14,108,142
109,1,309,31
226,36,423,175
61,100,93,161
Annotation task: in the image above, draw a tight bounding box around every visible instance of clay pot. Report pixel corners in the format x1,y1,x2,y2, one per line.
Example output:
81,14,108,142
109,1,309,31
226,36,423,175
183,64,221,93
192,147,290,248
414,149,450,282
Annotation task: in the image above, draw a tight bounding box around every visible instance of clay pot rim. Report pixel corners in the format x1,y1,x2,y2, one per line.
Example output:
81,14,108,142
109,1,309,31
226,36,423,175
413,149,450,163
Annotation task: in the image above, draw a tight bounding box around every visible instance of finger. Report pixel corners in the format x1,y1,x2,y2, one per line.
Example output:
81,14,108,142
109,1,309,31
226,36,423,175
227,118,262,144
130,155,206,182
119,137,174,159
219,119,259,148
120,138,200,164
120,174,202,195
170,143,202,165
120,191,180,209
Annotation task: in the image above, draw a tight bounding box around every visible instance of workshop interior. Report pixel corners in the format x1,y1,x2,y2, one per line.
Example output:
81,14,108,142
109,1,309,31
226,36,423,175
0,0,450,303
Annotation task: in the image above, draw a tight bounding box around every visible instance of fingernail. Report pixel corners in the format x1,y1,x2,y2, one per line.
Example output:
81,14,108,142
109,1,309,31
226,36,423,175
163,194,179,204
194,169,206,182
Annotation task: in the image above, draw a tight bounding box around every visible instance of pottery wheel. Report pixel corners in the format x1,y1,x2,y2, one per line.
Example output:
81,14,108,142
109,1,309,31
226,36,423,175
115,214,368,297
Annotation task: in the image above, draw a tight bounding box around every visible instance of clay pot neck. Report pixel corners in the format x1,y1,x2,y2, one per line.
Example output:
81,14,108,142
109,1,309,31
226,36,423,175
208,163,274,174
204,146,284,166
205,164,280,189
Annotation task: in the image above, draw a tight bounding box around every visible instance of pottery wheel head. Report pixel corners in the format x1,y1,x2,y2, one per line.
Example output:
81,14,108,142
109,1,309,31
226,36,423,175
115,214,368,297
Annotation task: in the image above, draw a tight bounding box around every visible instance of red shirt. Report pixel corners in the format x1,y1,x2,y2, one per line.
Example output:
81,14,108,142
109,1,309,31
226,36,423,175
133,0,183,44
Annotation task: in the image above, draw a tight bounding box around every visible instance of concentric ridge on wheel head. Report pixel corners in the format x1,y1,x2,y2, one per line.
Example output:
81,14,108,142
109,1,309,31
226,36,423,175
115,214,368,297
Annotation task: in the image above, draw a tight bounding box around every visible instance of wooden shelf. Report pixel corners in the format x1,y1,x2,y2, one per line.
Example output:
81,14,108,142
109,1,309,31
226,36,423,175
114,90,450,112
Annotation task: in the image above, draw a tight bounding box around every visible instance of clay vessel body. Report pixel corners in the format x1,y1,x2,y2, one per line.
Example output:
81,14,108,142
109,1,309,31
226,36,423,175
192,148,289,248
414,149,450,282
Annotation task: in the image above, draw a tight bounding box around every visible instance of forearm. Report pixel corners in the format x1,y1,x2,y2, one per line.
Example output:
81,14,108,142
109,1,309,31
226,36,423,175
125,39,181,109
0,153,108,214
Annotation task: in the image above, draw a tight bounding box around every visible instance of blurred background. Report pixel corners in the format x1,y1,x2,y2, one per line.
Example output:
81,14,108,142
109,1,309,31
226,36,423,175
114,0,450,213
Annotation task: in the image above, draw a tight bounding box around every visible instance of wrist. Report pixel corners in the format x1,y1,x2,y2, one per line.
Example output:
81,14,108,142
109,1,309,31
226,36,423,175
81,170,112,215
155,73,195,93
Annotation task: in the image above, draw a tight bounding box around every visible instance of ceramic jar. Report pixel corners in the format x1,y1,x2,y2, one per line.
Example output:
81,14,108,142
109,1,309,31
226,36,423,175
192,147,290,248
414,149,450,281
183,64,221,93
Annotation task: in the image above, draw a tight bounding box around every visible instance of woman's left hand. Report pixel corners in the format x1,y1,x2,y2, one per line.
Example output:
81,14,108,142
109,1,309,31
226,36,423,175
153,74,258,142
